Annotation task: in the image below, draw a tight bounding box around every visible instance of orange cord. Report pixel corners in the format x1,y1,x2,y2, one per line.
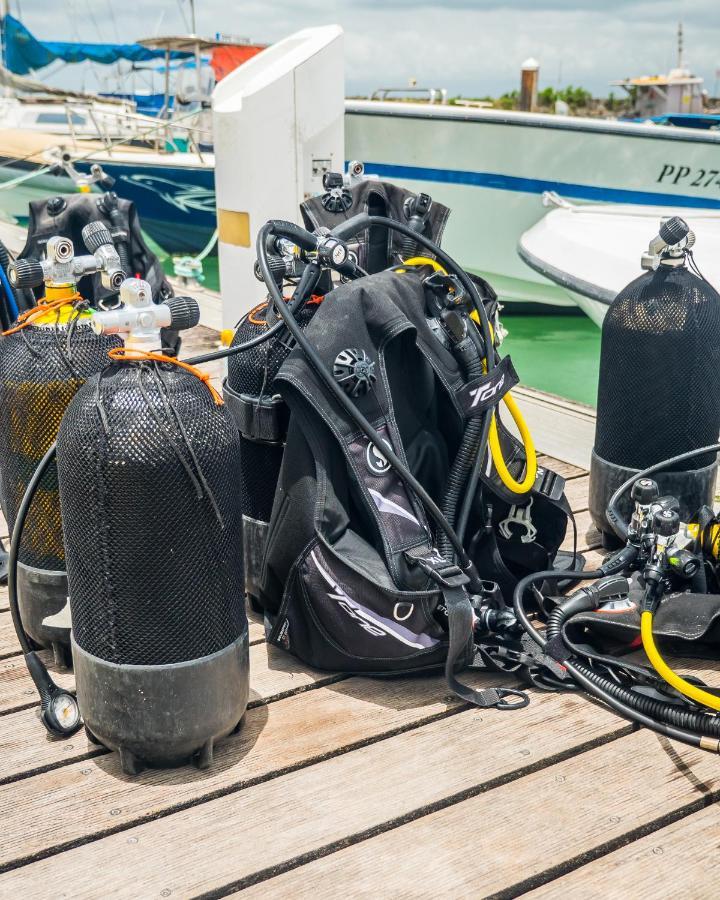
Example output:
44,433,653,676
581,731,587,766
2,292,84,336
108,347,223,405
247,294,324,328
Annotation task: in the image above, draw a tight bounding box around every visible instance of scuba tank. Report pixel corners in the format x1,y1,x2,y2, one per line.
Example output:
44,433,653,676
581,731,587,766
55,279,248,774
589,217,720,545
224,166,452,608
0,225,125,666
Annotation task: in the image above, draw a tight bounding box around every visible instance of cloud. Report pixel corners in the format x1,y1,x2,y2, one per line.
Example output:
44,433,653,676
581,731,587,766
17,0,720,97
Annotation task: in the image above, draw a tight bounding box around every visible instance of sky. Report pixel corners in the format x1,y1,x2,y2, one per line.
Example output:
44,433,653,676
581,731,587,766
13,0,720,99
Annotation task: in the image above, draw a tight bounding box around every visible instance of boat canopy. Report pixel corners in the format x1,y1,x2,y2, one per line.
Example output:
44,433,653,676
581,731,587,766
3,15,192,75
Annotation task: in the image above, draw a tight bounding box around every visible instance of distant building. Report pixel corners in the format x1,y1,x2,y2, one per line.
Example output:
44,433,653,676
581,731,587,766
611,23,705,118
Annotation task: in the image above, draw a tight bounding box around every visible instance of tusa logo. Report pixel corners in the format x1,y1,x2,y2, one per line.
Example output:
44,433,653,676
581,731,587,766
366,440,392,475
469,373,505,408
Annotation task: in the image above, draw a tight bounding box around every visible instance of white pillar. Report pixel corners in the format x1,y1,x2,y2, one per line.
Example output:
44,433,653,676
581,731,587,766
213,25,345,328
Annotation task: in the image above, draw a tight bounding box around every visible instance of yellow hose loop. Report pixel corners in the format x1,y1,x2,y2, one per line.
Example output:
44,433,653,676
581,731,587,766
397,256,448,274
488,393,537,495
641,611,720,711
397,259,537,494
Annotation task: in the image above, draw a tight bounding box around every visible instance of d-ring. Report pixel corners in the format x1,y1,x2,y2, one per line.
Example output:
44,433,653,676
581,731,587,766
494,687,530,710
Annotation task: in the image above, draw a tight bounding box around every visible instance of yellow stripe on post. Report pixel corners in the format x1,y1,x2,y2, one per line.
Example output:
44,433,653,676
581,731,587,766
217,209,251,248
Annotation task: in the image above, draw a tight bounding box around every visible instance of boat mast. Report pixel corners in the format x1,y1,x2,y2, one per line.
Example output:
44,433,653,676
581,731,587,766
677,21,684,70
190,0,202,97
0,0,8,73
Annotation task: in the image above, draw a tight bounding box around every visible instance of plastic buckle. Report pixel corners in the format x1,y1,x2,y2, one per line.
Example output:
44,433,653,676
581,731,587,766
423,272,469,313
533,466,565,502
405,551,469,589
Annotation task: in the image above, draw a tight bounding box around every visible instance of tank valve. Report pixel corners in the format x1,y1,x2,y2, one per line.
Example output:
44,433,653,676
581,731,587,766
8,224,125,293
91,278,199,350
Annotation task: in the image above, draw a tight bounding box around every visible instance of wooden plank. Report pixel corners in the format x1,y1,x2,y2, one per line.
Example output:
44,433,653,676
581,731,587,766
0,641,342,719
563,474,589,513
561,508,602,554
525,803,720,899
0,652,75,716
0,640,348,784
0,613,20,659
0,672,489,866
0,691,628,895
234,729,720,900
537,454,587,481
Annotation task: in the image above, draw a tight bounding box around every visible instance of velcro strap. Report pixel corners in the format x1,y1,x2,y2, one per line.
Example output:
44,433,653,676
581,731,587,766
223,379,288,444
456,355,518,417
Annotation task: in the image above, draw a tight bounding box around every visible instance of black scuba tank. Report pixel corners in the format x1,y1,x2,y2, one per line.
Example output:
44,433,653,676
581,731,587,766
0,230,125,667
56,281,248,774
589,218,720,544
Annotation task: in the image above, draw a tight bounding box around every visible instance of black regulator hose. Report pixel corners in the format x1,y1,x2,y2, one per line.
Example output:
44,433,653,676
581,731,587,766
437,342,487,559
7,441,80,736
182,263,323,366
513,570,720,751
256,221,480,584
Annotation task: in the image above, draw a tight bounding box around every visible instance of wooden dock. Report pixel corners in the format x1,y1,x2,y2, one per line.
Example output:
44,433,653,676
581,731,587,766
0,326,718,898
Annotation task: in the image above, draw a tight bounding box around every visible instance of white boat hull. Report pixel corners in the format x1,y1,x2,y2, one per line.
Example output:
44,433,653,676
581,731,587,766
345,101,720,313
519,202,720,325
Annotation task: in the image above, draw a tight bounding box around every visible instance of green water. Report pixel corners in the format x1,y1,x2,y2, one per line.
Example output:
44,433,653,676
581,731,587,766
153,240,600,407
501,314,601,407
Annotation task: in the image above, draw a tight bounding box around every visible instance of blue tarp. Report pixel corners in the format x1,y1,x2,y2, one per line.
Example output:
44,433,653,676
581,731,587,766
3,15,191,75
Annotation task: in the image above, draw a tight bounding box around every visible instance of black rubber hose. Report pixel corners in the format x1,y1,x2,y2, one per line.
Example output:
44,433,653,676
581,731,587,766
438,347,485,559
0,239,31,314
8,442,58,655
256,222,479,583
513,570,718,750
115,240,131,277
182,263,323,366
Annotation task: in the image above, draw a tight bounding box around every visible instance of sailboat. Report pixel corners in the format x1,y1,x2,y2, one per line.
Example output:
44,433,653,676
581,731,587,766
0,13,264,254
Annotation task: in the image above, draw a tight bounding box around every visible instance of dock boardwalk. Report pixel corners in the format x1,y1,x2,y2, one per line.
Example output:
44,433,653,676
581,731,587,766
0,334,718,898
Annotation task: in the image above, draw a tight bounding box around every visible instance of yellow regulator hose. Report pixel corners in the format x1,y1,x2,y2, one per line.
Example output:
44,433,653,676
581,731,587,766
641,611,720,711
399,258,537,495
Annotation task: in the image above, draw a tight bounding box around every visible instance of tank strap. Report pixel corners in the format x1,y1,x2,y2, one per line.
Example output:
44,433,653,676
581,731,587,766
107,348,223,405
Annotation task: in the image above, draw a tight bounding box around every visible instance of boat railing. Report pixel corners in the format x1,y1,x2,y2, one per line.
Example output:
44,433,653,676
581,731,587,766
369,87,448,104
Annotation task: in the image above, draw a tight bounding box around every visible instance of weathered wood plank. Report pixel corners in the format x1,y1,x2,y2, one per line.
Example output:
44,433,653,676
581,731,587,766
0,673,484,866
0,652,75,716
0,692,628,895
0,642,345,785
564,474,589,513
234,729,720,900
561,508,602,554
0,641,342,719
0,613,20,659
525,802,720,899
537,454,587,481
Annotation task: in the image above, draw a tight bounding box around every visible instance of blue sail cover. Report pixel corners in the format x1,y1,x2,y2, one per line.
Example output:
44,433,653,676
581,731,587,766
3,15,191,75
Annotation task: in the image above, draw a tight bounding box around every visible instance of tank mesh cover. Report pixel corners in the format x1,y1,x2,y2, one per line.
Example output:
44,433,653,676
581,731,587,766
0,321,121,570
57,363,246,666
595,266,720,471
